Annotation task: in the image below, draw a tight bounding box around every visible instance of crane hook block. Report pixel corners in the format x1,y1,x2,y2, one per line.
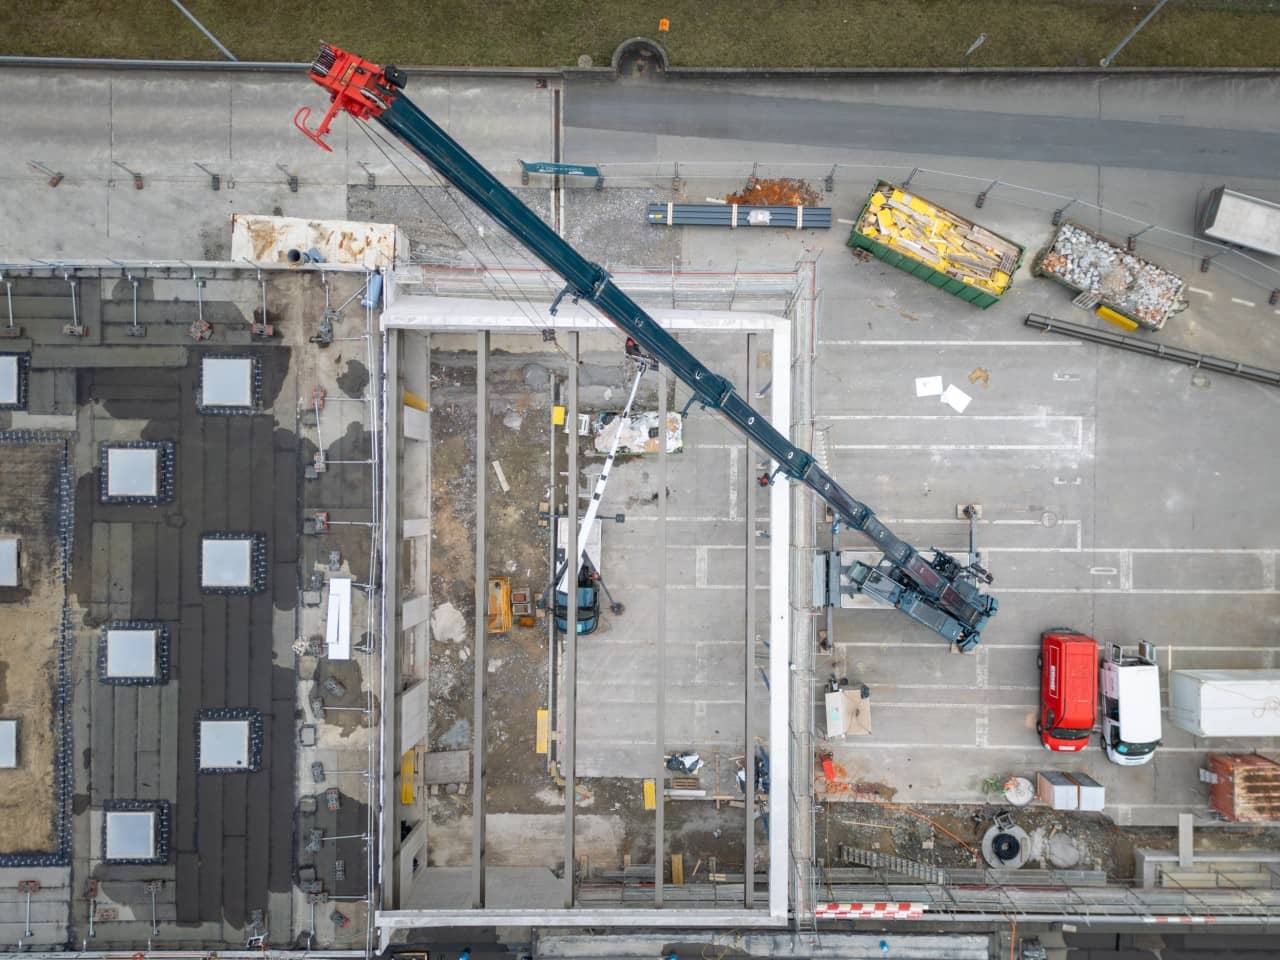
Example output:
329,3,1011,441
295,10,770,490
296,43,400,151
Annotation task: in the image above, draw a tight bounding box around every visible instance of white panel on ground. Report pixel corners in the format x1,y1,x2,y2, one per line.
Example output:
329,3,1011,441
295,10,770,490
398,680,430,754
403,517,430,538
403,406,430,441
402,595,431,629
326,577,352,660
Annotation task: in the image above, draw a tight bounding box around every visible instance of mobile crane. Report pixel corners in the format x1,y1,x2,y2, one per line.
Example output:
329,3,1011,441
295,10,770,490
293,44,998,650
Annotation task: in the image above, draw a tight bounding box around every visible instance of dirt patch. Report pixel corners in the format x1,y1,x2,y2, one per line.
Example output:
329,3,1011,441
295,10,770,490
820,800,1138,880
0,441,65,855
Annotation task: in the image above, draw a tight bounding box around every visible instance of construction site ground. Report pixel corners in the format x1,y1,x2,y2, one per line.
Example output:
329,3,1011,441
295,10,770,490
412,327,769,902
0,440,66,856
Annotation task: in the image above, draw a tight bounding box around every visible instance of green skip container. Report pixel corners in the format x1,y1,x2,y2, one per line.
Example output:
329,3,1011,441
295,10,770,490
847,180,1026,309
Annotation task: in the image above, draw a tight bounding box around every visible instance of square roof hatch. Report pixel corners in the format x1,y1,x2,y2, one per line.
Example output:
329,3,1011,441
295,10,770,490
0,538,19,588
104,809,157,861
202,537,252,589
0,355,18,407
0,719,16,768
201,357,254,408
105,629,158,680
105,447,159,499
199,719,251,770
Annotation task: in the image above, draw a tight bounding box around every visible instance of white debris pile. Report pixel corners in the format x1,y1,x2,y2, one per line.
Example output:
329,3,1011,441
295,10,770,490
1039,223,1186,327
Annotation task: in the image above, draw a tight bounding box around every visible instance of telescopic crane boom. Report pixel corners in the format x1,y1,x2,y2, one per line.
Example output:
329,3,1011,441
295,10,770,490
294,44,998,649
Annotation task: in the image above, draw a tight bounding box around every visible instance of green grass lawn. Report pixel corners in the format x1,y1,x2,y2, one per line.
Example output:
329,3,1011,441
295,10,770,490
8,1,1280,67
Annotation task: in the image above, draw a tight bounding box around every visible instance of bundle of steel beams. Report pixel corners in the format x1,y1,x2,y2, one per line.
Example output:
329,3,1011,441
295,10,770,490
1025,314,1280,387
647,203,832,229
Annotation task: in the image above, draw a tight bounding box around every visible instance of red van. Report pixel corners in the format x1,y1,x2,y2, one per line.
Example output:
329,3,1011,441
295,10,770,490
1037,629,1098,751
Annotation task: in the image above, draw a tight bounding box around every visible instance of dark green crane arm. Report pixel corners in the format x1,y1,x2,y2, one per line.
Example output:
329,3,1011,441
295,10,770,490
294,43,997,648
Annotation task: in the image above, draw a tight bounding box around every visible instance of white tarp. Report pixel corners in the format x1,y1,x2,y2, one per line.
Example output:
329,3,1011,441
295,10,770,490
326,577,352,660
592,411,683,454
231,213,407,268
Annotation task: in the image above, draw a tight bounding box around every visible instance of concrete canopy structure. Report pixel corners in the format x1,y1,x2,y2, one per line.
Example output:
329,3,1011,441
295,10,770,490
104,628,159,681
104,447,159,499
0,537,19,588
201,537,252,589
198,719,251,770
104,810,157,861
200,356,254,409
0,718,16,768
0,354,21,408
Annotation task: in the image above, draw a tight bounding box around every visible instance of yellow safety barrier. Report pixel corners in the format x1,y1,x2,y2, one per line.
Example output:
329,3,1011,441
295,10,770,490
1095,305,1140,332
400,749,416,805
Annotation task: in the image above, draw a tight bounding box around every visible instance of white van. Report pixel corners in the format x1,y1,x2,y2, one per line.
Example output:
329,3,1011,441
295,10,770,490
1099,642,1162,766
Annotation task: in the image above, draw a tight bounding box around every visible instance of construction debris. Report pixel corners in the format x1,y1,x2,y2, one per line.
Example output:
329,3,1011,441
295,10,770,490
850,181,1024,307
725,177,821,207
1035,222,1186,330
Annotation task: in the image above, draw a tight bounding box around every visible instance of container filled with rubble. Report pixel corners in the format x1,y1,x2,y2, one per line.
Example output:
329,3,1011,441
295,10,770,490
848,181,1025,309
1034,222,1186,331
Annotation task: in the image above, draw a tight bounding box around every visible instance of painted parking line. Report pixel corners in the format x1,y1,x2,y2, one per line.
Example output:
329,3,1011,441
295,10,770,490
817,338,1083,347
827,413,1084,451
1188,286,1215,298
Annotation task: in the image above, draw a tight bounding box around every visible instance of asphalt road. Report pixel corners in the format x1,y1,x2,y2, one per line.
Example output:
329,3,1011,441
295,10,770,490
564,82,1280,178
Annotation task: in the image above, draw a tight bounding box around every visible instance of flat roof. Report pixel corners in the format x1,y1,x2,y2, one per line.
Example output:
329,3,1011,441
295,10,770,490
105,628,158,679
201,537,252,588
199,719,251,769
0,538,18,587
104,809,156,860
0,719,15,768
201,357,253,408
0,355,18,406
105,447,160,498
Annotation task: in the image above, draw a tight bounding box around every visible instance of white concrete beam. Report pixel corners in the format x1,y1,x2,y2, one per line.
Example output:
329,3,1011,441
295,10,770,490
402,595,430,630
382,295,779,333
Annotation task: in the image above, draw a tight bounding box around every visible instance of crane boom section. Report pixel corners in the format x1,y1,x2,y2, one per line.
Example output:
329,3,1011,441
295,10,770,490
295,44,997,648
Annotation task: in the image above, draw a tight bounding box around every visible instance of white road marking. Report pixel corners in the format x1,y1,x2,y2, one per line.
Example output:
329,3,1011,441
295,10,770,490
834,443,1078,451
823,414,1081,422
1188,286,1215,298
727,447,739,520
1089,566,1118,576
817,339,1083,347
1231,297,1256,308
695,546,708,587
1053,476,1081,485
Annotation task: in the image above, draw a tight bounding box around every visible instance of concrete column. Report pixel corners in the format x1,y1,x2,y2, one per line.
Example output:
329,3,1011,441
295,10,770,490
654,367,668,908
563,332,579,908
744,332,757,906
471,331,489,908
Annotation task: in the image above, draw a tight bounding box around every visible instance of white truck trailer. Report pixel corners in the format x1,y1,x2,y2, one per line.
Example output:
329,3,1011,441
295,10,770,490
1197,187,1280,257
1168,668,1280,737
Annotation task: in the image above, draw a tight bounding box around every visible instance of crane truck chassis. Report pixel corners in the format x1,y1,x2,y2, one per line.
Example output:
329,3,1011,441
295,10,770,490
293,44,999,650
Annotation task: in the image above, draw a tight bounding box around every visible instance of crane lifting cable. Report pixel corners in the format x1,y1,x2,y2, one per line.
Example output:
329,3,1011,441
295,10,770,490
294,44,998,649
